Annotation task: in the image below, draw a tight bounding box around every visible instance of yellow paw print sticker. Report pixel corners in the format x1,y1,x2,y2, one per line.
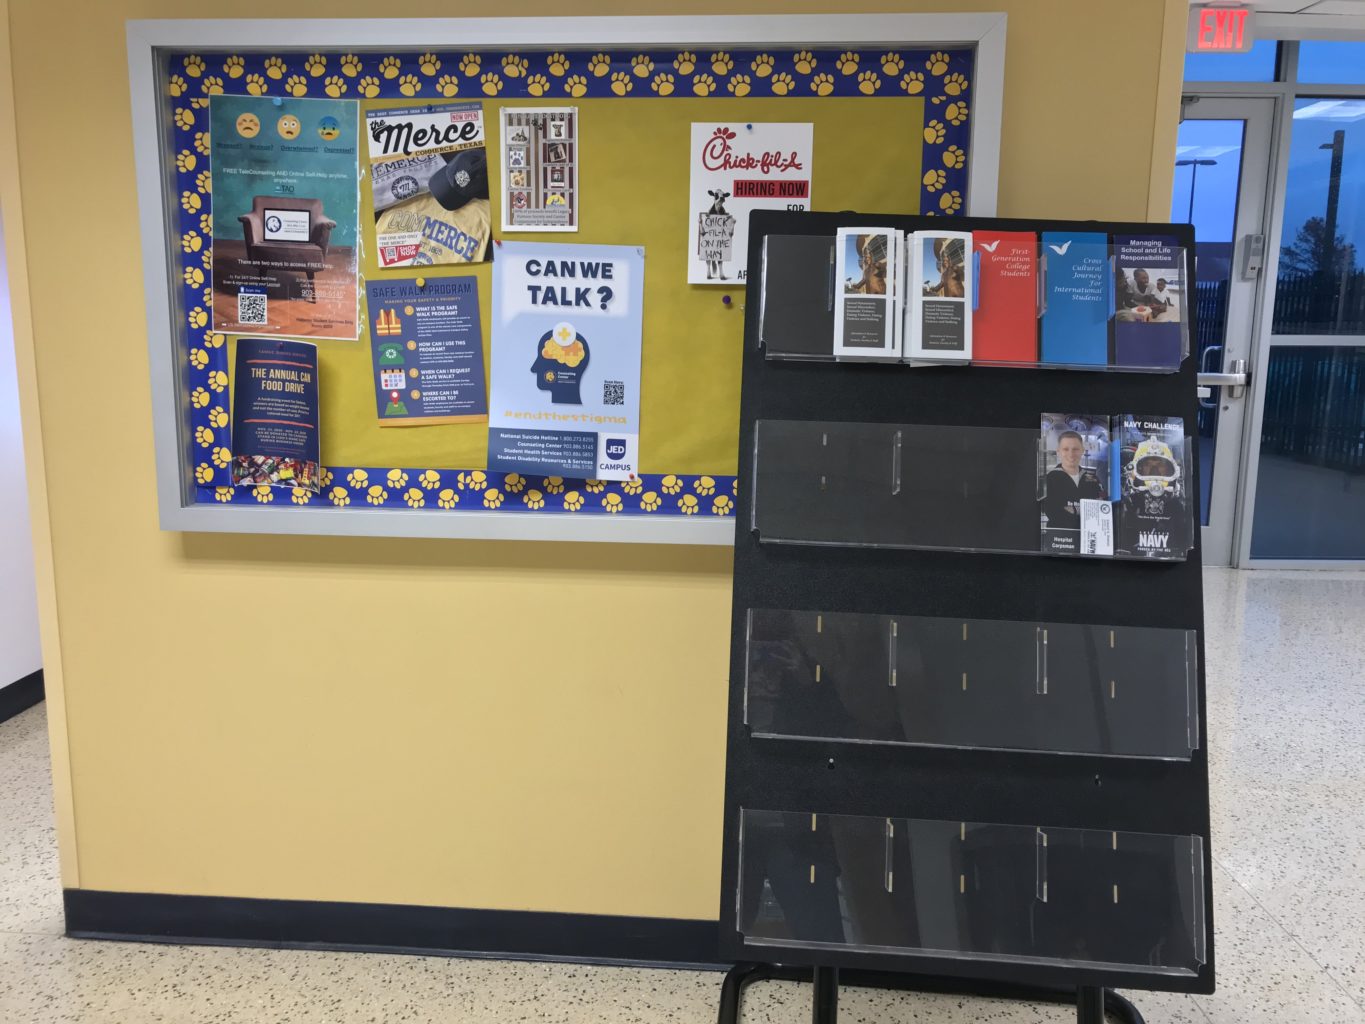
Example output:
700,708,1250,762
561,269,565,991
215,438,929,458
218,54,243,79
622,478,643,495
564,74,587,97
208,370,228,392
184,266,204,287
358,76,381,99
253,485,274,504
546,53,569,76
589,53,612,77
692,74,716,96
211,446,232,468
673,51,695,75
640,491,661,512
175,150,196,172
610,71,632,95
291,487,312,506
543,476,565,494
751,54,775,77
939,190,963,214
942,145,966,169
881,53,904,76
793,50,816,74
201,249,212,270
524,74,546,97
404,488,425,508
264,56,286,80
503,473,526,493
836,51,859,75
857,71,881,94
191,387,210,408
183,54,205,78
926,51,951,76
694,476,716,496
181,231,202,253
943,71,969,96
459,53,481,76
174,108,194,130
366,485,388,506
194,463,214,484
679,494,699,515
189,97,210,110
710,51,734,75
523,489,545,510
501,54,528,78
901,71,924,94
603,493,623,514
419,470,441,489
483,488,504,509
437,488,459,509
461,470,487,491
168,74,187,98
728,74,751,96
945,101,968,126
923,168,946,192
399,74,421,96
584,479,606,493
387,469,408,488
285,75,308,97
770,72,795,96
324,76,347,97
419,52,441,76
303,54,325,76
188,307,208,330
712,495,734,516
346,469,368,488
924,120,946,144
181,191,201,213
245,74,267,96
810,73,835,96
340,53,362,76
208,406,229,429
195,170,211,193
194,425,215,447
199,213,212,236
379,56,401,79
661,474,682,495
214,486,233,503
631,54,653,77
563,490,584,512
329,486,350,507
651,73,675,96
480,73,502,95
319,467,333,488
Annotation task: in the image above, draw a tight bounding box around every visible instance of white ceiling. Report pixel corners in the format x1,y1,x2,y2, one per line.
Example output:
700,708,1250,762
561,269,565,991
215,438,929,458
1190,0,1365,12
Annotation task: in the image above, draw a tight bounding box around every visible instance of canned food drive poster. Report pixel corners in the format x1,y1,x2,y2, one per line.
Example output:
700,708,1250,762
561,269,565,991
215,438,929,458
209,95,359,340
488,241,644,481
687,122,813,285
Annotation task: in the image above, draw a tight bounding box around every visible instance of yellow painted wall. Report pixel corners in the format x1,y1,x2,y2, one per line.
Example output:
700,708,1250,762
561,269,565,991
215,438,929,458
6,0,1185,919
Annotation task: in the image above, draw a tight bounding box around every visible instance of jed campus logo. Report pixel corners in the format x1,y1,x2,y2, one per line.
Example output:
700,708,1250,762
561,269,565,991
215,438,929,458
605,438,627,459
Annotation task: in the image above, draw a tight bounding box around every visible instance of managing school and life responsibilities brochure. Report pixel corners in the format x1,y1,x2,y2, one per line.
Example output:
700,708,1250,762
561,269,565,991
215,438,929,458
366,101,491,268
231,338,321,493
1039,413,1113,556
908,230,973,364
1116,414,1191,560
487,241,645,481
833,227,900,359
209,95,359,340
1113,234,1187,369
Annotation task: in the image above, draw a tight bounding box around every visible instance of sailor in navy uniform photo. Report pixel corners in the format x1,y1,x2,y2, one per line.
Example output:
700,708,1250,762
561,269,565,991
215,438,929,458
1043,429,1106,535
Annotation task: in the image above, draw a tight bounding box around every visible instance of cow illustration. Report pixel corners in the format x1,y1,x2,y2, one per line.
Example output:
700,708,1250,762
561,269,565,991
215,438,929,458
702,189,734,281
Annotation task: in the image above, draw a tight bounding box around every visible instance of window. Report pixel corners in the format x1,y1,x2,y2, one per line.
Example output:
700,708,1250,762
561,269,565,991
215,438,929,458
1297,41,1365,86
1183,39,1278,82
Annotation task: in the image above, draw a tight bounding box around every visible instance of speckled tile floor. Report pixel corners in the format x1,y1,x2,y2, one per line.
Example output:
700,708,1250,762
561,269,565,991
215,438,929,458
2,568,1364,1023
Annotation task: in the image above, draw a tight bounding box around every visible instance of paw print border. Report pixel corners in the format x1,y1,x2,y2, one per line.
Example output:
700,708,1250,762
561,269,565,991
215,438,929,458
167,46,970,512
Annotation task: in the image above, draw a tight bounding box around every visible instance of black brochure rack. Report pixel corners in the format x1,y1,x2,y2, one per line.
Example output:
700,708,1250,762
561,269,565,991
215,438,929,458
718,211,1212,1024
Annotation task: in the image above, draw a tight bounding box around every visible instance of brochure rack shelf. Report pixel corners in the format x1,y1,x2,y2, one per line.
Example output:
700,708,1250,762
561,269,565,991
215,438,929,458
719,211,1213,1024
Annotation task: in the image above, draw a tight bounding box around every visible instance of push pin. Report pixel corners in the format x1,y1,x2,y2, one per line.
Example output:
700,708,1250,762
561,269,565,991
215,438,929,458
272,97,283,107
415,277,426,289
722,294,732,307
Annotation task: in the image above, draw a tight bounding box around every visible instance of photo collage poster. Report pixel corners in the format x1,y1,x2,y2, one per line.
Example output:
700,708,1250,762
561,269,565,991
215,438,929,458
499,108,579,232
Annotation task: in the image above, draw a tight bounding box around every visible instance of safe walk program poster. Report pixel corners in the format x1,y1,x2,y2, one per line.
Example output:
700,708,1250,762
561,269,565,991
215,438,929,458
487,241,644,481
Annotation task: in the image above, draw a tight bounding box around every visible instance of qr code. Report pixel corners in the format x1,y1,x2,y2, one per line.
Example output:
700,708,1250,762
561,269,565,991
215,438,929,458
238,291,267,325
603,380,625,405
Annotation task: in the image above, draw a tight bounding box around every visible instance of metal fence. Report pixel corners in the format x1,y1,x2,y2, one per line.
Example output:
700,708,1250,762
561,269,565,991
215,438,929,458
1259,345,1365,474
1272,270,1365,335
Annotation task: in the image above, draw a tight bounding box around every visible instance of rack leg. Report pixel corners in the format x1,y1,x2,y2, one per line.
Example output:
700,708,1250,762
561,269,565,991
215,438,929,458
1078,985,1105,1023
812,966,839,1024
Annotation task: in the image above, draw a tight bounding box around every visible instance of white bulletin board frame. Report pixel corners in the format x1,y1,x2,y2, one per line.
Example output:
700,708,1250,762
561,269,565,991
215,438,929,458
128,14,1006,545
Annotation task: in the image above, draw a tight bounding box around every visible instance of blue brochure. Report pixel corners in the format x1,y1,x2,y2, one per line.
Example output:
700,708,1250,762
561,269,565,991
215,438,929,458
1040,232,1110,366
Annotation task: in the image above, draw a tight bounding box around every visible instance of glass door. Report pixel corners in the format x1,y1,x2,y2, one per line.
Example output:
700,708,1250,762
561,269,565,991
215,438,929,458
1172,96,1276,565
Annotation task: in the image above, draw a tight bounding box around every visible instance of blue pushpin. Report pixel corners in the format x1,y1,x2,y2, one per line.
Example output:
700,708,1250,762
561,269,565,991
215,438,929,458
272,97,282,106
745,123,753,130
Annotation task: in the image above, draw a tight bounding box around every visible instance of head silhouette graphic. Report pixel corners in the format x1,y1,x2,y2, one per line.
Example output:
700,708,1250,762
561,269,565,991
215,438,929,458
530,322,590,405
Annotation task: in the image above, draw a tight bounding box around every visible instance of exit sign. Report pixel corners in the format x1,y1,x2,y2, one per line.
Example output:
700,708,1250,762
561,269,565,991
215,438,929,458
1188,4,1257,53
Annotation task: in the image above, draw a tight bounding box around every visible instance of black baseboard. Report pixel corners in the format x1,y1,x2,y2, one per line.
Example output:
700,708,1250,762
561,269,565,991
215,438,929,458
0,669,43,724
64,889,724,970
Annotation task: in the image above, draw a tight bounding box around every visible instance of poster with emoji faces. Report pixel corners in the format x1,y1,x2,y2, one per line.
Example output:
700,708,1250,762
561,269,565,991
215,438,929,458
209,94,360,340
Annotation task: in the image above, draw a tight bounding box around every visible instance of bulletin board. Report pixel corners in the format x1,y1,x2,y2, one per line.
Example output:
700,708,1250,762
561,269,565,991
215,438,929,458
132,19,997,540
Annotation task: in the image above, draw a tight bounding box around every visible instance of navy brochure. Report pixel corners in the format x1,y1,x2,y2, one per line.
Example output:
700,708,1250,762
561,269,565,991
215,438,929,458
1040,232,1110,366
231,338,320,492
366,277,488,425
1113,235,1186,369
1116,413,1191,560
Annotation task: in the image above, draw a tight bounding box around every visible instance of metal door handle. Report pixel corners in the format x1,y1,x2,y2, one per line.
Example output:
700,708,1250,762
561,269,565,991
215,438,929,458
1197,359,1249,399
